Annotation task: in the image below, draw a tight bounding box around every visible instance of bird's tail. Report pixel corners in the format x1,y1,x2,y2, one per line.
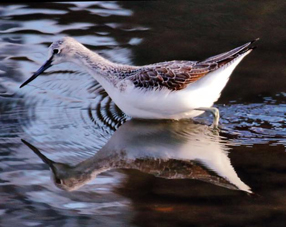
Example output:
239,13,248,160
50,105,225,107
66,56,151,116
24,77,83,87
199,38,259,67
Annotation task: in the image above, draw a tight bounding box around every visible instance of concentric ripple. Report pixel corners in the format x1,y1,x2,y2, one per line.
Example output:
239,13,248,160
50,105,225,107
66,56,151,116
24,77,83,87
11,71,127,164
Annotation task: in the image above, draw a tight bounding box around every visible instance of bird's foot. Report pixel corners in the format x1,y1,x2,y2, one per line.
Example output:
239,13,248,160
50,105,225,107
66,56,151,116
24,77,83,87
195,107,220,131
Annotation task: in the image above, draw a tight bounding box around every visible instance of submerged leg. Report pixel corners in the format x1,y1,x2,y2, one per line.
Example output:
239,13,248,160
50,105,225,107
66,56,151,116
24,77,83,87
195,107,220,129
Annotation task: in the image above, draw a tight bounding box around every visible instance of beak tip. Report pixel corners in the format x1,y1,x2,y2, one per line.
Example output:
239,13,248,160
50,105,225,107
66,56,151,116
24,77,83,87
19,81,28,88
19,74,38,89
19,57,53,89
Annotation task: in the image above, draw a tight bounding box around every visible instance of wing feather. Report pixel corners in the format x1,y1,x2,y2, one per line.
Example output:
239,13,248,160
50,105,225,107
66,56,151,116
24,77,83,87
128,61,217,91
125,39,258,91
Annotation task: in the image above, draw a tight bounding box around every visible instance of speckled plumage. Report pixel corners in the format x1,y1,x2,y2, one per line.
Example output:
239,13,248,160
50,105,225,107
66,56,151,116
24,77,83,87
127,61,219,91
106,40,256,91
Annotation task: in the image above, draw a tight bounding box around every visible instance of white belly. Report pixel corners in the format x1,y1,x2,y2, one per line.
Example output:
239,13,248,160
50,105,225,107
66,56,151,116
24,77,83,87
110,86,218,119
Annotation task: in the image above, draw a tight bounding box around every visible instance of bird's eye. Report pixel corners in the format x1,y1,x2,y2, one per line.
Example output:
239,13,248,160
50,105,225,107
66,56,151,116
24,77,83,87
55,177,62,184
53,49,60,55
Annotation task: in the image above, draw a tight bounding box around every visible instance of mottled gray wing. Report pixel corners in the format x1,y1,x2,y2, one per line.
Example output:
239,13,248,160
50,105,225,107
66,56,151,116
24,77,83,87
126,39,257,91
127,60,218,91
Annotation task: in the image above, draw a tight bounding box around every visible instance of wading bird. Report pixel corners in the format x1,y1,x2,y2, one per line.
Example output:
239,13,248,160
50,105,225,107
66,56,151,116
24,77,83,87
20,37,258,128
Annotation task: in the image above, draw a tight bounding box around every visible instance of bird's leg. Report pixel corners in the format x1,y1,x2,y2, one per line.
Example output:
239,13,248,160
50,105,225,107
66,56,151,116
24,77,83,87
195,107,220,130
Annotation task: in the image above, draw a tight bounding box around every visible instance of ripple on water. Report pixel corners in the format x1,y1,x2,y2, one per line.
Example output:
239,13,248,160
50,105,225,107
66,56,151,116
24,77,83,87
218,100,286,146
12,72,126,164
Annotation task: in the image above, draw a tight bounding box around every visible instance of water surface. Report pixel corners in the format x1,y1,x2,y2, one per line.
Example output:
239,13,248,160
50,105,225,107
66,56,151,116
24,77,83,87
1,2,286,227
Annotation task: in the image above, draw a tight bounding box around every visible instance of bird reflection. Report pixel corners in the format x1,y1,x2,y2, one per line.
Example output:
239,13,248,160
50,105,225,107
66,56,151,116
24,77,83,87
22,119,251,193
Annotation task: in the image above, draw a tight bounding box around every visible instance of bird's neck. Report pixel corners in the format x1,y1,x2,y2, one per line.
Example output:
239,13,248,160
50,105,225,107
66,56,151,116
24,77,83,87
73,47,135,87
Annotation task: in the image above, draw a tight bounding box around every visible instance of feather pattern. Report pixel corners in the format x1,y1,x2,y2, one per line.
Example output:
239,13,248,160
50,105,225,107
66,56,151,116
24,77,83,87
119,39,257,91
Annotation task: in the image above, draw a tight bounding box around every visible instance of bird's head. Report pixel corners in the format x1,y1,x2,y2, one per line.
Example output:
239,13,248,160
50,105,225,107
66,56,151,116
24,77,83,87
20,37,82,88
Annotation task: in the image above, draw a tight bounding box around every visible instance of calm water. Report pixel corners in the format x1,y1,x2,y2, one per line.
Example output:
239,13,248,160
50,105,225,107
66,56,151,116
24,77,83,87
1,1,286,226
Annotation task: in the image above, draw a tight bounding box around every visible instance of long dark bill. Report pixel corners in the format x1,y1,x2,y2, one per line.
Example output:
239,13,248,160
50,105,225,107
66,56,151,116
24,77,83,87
21,139,55,166
21,139,57,175
19,56,53,88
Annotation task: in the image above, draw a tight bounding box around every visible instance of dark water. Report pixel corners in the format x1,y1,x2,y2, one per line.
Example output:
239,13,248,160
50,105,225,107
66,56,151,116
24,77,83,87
1,1,286,226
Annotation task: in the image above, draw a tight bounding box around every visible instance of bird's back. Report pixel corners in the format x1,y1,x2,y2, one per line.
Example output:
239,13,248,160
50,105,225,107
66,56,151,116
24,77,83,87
121,39,257,92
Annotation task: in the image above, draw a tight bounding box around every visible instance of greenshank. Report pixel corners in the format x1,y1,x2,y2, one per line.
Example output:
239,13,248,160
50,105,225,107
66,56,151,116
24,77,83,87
20,37,258,128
